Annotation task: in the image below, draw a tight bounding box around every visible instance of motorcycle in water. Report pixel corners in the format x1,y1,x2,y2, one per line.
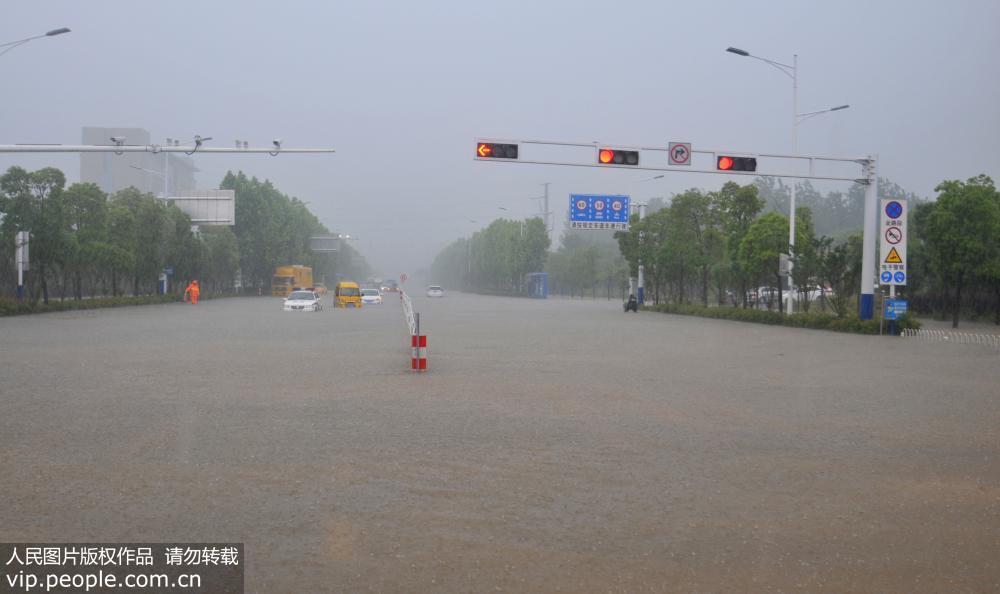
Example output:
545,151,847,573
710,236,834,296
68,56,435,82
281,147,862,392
624,294,638,313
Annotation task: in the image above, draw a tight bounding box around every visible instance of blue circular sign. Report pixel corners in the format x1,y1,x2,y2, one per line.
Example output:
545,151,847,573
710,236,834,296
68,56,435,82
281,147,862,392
894,271,906,283
885,201,903,219
881,271,892,283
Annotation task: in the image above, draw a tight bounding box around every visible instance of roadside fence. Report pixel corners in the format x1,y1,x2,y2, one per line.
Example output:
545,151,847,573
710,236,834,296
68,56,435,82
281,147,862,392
902,328,1000,349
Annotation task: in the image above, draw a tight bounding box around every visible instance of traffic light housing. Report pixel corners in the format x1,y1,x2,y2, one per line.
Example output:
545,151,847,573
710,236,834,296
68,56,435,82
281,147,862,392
598,148,639,166
716,155,757,172
476,142,518,159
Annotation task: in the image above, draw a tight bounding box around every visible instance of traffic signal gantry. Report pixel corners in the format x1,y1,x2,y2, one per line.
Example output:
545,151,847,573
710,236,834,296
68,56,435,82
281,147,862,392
716,155,757,172
474,137,882,320
476,142,518,159
598,148,639,166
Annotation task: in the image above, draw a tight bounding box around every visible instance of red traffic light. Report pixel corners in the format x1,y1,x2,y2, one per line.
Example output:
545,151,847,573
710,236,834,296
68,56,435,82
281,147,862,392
716,155,757,172
597,148,639,166
476,142,518,159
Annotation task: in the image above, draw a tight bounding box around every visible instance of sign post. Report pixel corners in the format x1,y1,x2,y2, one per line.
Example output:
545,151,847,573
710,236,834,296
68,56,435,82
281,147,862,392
879,199,907,334
15,231,29,300
879,199,907,288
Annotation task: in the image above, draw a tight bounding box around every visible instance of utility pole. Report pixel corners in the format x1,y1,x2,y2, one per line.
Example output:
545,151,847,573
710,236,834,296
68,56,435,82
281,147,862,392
637,202,646,305
860,155,878,320
542,182,550,237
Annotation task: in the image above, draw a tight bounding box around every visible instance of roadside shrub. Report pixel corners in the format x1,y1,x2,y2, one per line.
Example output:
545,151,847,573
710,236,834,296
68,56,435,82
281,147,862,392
644,303,921,335
0,295,183,316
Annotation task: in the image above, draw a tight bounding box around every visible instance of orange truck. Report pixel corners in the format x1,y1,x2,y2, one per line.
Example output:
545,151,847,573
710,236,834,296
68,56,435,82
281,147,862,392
271,265,313,297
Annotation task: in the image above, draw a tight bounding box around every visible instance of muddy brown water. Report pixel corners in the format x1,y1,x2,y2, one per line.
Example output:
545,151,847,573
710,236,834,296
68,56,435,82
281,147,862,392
1,294,998,592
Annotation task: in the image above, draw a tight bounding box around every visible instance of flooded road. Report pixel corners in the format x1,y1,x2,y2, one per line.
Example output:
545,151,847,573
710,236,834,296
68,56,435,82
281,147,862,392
2,293,998,591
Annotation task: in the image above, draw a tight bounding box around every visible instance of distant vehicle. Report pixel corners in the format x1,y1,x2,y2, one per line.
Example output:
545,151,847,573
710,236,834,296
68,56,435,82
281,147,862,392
334,281,363,308
381,279,399,292
361,288,383,305
426,285,444,298
311,282,328,296
283,290,322,312
272,265,313,297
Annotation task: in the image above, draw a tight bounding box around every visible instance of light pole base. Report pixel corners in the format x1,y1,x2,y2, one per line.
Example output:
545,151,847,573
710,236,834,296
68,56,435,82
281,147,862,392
859,293,874,320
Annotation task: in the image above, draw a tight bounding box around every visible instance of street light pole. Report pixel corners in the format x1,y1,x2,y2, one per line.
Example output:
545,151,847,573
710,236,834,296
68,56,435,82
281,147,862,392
3,27,70,300
0,27,70,58
726,47,848,314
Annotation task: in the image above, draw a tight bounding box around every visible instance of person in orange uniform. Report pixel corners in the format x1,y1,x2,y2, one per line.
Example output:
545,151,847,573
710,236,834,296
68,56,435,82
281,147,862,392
184,280,200,304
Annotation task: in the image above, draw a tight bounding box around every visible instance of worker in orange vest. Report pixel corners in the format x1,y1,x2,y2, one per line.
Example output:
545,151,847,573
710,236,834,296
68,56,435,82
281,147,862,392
184,280,200,304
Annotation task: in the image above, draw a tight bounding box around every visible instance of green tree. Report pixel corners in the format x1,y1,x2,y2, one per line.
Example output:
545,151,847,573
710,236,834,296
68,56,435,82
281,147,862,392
816,233,862,317
200,226,240,293
665,189,722,306
62,182,109,300
924,175,1000,328
714,182,764,307
740,212,789,312
790,206,820,312
0,166,68,303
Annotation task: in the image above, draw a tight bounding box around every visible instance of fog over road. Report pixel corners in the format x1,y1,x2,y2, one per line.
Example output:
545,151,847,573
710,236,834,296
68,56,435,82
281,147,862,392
1,294,998,591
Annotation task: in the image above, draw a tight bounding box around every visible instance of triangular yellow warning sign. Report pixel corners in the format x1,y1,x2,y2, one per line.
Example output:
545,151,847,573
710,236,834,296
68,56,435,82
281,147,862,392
885,246,903,264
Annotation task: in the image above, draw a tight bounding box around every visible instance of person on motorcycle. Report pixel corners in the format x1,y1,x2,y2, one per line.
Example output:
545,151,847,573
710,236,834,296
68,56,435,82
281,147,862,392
625,294,638,312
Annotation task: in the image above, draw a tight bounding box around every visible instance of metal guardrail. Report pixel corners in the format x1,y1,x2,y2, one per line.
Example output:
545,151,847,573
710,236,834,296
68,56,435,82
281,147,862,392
401,291,416,336
902,328,1000,348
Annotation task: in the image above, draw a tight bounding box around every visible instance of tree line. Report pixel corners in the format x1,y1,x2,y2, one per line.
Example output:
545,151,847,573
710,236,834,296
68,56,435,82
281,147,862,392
0,166,368,303
430,218,549,294
428,174,999,329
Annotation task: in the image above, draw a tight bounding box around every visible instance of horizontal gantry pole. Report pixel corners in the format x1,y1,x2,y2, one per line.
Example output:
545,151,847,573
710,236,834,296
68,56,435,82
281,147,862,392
0,144,335,154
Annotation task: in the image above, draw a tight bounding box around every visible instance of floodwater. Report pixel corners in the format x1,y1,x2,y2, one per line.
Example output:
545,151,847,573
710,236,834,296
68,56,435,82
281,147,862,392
1,293,998,591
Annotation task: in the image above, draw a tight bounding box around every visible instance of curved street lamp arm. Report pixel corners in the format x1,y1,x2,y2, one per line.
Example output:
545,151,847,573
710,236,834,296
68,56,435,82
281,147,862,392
747,54,795,79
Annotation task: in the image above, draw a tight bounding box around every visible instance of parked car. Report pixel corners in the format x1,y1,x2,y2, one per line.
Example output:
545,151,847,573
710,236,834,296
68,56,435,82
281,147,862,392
283,290,322,312
426,285,444,298
361,288,383,305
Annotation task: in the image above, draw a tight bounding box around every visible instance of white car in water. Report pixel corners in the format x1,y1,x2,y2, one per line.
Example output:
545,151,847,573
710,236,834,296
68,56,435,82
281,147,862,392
282,290,322,312
426,285,444,298
361,288,383,305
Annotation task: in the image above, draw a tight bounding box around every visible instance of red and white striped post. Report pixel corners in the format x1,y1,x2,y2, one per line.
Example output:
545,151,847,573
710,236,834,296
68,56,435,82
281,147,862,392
411,312,427,371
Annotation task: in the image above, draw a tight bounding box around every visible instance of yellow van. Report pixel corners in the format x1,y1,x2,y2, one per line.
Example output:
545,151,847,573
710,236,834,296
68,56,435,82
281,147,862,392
333,281,363,308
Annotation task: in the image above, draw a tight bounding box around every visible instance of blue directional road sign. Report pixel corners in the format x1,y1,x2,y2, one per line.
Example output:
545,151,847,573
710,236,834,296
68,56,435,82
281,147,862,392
569,194,630,230
881,271,892,283
894,271,906,283
885,298,908,320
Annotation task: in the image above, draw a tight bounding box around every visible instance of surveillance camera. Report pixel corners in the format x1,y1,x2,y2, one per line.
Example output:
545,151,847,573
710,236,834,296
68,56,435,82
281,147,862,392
273,139,282,148
110,136,125,144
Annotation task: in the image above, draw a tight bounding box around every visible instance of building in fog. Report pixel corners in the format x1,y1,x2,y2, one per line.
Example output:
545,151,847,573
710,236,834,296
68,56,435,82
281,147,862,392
80,127,197,197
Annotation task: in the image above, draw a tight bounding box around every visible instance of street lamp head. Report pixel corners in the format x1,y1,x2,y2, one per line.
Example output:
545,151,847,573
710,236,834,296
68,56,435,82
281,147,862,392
726,46,749,56
831,104,850,111
45,28,71,37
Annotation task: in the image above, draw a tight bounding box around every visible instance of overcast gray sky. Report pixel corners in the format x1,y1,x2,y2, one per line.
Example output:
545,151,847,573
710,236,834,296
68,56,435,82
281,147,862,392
3,0,998,277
